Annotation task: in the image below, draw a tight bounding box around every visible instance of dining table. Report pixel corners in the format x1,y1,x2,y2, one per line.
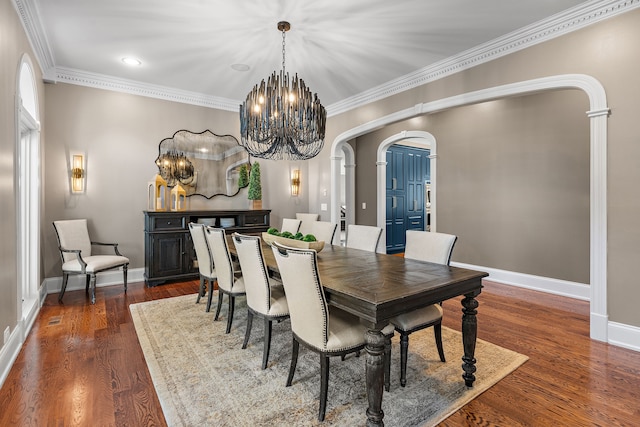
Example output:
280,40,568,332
228,236,488,427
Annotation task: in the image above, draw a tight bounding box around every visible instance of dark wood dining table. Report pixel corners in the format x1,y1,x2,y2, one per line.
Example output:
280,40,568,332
228,236,488,427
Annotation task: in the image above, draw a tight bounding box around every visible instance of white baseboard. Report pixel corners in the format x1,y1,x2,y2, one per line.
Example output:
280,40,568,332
44,267,145,295
0,324,22,390
451,261,590,300
608,321,640,352
451,262,640,352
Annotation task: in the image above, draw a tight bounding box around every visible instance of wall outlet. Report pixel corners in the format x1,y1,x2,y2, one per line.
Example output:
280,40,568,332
3,326,9,344
320,203,328,211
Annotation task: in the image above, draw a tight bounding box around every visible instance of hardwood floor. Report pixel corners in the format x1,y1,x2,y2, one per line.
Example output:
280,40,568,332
1,279,638,426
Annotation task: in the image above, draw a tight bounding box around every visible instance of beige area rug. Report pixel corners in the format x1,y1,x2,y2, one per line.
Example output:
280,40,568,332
130,294,527,427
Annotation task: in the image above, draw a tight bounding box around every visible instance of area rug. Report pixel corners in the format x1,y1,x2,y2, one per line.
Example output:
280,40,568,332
130,294,527,426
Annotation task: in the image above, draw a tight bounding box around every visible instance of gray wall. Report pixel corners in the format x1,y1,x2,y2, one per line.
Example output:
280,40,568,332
308,9,640,327
43,83,310,278
354,90,589,284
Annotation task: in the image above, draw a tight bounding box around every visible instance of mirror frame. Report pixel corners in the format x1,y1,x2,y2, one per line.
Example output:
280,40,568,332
155,129,250,199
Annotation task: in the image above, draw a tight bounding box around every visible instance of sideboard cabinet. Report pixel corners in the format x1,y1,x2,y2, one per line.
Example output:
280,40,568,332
143,209,271,286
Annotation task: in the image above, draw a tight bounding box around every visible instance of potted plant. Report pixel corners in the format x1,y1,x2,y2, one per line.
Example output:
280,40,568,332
248,161,262,209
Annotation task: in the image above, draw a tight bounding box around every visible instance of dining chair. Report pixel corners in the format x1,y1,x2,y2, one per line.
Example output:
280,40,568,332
280,218,302,234
346,224,383,252
271,242,368,421
296,212,319,235
204,227,246,334
52,219,129,304
390,229,457,387
310,221,338,245
189,223,217,312
232,233,289,369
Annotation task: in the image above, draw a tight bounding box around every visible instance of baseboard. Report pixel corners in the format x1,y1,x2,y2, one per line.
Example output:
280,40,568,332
608,321,640,352
0,324,22,390
451,262,590,300
44,267,145,295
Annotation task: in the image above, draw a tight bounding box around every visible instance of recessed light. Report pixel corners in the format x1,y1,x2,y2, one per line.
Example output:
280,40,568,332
231,64,250,72
122,57,142,66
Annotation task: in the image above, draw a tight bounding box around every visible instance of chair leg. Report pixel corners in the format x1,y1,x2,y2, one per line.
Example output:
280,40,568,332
434,322,446,362
59,273,70,302
225,295,235,334
123,264,128,292
206,280,217,312
242,311,254,349
384,335,392,392
196,276,205,303
286,338,299,387
214,291,224,321
400,331,409,387
89,274,97,304
85,274,90,294
262,318,272,370
319,355,330,422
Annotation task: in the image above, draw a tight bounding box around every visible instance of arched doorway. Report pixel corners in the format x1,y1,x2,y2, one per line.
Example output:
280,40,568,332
330,74,609,342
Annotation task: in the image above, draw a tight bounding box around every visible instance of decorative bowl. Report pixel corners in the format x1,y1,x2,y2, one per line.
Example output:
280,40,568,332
261,232,325,252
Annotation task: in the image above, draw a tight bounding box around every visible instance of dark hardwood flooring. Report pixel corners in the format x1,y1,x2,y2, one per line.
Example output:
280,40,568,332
1,279,639,426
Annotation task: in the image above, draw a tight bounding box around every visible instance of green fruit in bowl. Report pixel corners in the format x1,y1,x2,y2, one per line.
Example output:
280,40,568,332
302,234,317,242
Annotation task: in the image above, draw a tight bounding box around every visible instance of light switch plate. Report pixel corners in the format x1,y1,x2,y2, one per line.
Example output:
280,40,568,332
321,203,327,211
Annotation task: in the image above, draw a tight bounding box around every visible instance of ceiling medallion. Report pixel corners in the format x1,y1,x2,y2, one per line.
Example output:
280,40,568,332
239,21,326,160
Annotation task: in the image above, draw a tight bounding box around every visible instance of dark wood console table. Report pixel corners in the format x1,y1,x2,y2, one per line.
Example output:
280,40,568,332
143,209,270,286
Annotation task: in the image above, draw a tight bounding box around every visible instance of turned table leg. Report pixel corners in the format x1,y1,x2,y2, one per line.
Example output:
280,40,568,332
365,328,386,427
461,292,480,387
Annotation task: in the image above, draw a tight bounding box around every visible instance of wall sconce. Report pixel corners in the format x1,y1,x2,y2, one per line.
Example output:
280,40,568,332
291,169,300,196
70,152,85,193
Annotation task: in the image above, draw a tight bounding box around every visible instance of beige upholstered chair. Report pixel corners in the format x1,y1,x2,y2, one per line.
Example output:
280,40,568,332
189,223,217,311
280,218,302,234
52,219,129,304
390,230,457,387
232,233,290,369
346,224,383,252
296,212,319,235
271,243,368,421
311,221,338,245
204,227,246,334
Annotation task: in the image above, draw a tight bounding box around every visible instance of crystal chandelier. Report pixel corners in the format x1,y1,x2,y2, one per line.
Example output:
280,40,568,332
239,21,326,160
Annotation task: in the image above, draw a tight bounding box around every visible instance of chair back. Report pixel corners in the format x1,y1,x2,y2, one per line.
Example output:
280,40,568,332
204,227,237,291
232,233,272,314
404,230,457,265
272,243,328,349
296,213,319,235
281,218,302,234
188,223,214,277
311,221,338,245
346,224,383,252
53,219,92,262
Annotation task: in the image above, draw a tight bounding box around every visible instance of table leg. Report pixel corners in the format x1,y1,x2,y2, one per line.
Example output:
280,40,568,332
365,329,385,427
461,292,479,387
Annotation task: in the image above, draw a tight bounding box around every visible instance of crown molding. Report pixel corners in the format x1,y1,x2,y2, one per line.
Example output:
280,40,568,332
46,67,241,112
15,0,640,114
12,0,55,73
326,0,640,116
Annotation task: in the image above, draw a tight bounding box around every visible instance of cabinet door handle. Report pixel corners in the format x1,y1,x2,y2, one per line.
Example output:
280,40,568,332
392,196,397,209
392,178,397,190
414,200,417,211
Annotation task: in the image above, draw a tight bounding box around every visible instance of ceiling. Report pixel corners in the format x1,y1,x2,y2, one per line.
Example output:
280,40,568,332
25,0,596,112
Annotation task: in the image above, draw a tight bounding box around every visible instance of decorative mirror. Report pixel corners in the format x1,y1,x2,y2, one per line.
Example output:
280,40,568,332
155,130,250,198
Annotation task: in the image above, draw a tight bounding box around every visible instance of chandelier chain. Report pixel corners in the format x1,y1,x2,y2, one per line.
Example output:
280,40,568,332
281,27,286,75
